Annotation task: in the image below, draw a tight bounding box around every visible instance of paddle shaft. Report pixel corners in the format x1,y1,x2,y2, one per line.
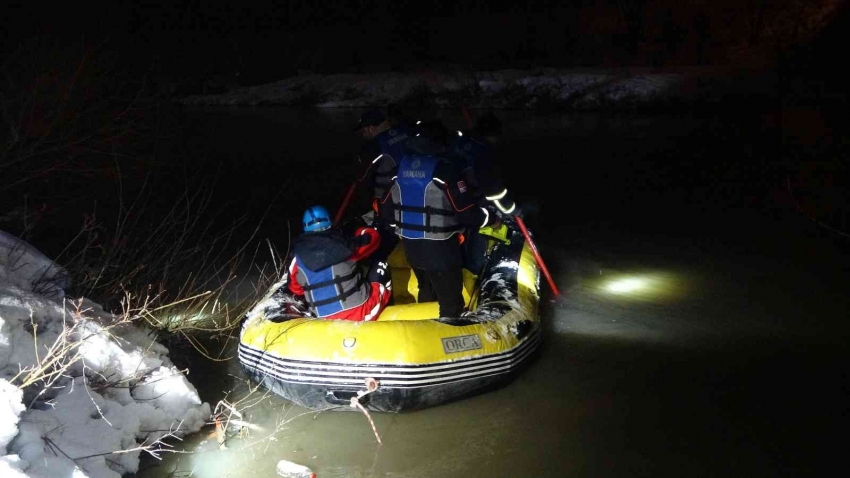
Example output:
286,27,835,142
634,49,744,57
333,181,358,227
514,216,560,298
460,103,473,128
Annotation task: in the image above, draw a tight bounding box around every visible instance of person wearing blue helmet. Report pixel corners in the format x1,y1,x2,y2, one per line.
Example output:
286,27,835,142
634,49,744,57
284,205,391,321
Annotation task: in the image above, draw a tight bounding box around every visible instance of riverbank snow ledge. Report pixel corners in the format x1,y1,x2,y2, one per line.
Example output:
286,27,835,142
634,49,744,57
180,67,771,109
0,231,211,478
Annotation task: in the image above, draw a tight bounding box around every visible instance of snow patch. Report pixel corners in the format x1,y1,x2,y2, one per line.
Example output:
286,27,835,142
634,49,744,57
0,379,24,455
0,231,68,301
181,67,741,109
0,454,28,477
0,231,211,478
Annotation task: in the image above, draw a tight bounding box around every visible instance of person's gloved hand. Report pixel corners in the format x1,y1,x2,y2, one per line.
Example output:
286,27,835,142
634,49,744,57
361,209,376,226
493,208,513,226
355,226,381,245
511,204,523,219
494,203,525,226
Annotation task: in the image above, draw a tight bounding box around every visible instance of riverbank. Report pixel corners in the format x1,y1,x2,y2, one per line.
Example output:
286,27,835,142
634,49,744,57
180,66,785,111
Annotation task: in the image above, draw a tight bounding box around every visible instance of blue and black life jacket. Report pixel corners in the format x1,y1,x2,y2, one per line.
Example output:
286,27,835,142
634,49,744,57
292,233,368,317
450,133,515,214
388,154,462,240
369,126,411,198
450,133,490,172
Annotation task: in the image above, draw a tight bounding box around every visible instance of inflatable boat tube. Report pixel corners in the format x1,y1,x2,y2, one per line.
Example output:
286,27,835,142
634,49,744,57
238,225,542,412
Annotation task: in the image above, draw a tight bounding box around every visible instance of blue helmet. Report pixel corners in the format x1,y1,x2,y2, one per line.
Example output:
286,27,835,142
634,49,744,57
302,205,332,232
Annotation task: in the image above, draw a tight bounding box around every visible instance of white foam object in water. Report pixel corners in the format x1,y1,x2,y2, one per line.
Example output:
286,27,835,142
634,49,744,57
276,459,315,478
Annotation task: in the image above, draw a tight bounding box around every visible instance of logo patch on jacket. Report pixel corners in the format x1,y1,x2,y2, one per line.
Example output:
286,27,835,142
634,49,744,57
457,180,467,193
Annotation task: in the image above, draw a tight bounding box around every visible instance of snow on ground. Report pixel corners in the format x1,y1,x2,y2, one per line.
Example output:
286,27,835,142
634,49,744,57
181,66,768,109
0,231,211,478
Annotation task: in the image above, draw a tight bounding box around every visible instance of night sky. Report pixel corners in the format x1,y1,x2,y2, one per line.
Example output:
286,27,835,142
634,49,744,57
1,1,846,224
3,1,847,96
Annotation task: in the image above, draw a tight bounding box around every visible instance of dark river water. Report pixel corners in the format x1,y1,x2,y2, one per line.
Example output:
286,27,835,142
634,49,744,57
131,105,849,477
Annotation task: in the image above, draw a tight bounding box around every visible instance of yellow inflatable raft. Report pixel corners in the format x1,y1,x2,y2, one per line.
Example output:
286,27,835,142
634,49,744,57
238,225,542,412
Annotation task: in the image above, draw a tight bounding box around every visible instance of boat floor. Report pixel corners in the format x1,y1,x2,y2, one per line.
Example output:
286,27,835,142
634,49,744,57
379,244,479,322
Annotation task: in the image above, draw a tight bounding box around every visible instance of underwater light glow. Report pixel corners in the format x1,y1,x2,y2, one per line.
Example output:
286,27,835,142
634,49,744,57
605,277,648,294
596,271,688,301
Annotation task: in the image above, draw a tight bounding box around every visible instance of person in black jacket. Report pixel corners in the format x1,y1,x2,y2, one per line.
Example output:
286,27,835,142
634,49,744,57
450,112,519,274
379,138,500,318
352,109,413,272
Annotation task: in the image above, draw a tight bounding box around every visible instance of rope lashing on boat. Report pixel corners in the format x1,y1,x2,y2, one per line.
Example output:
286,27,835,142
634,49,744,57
350,377,382,445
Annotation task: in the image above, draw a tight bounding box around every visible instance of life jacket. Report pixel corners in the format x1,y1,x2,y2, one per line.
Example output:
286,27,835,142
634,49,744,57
389,154,463,240
450,133,490,171
292,233,368,317
370,126,411,198
450,134,516,214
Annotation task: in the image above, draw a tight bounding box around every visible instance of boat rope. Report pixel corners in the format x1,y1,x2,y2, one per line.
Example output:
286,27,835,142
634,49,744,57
350,377,382,445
